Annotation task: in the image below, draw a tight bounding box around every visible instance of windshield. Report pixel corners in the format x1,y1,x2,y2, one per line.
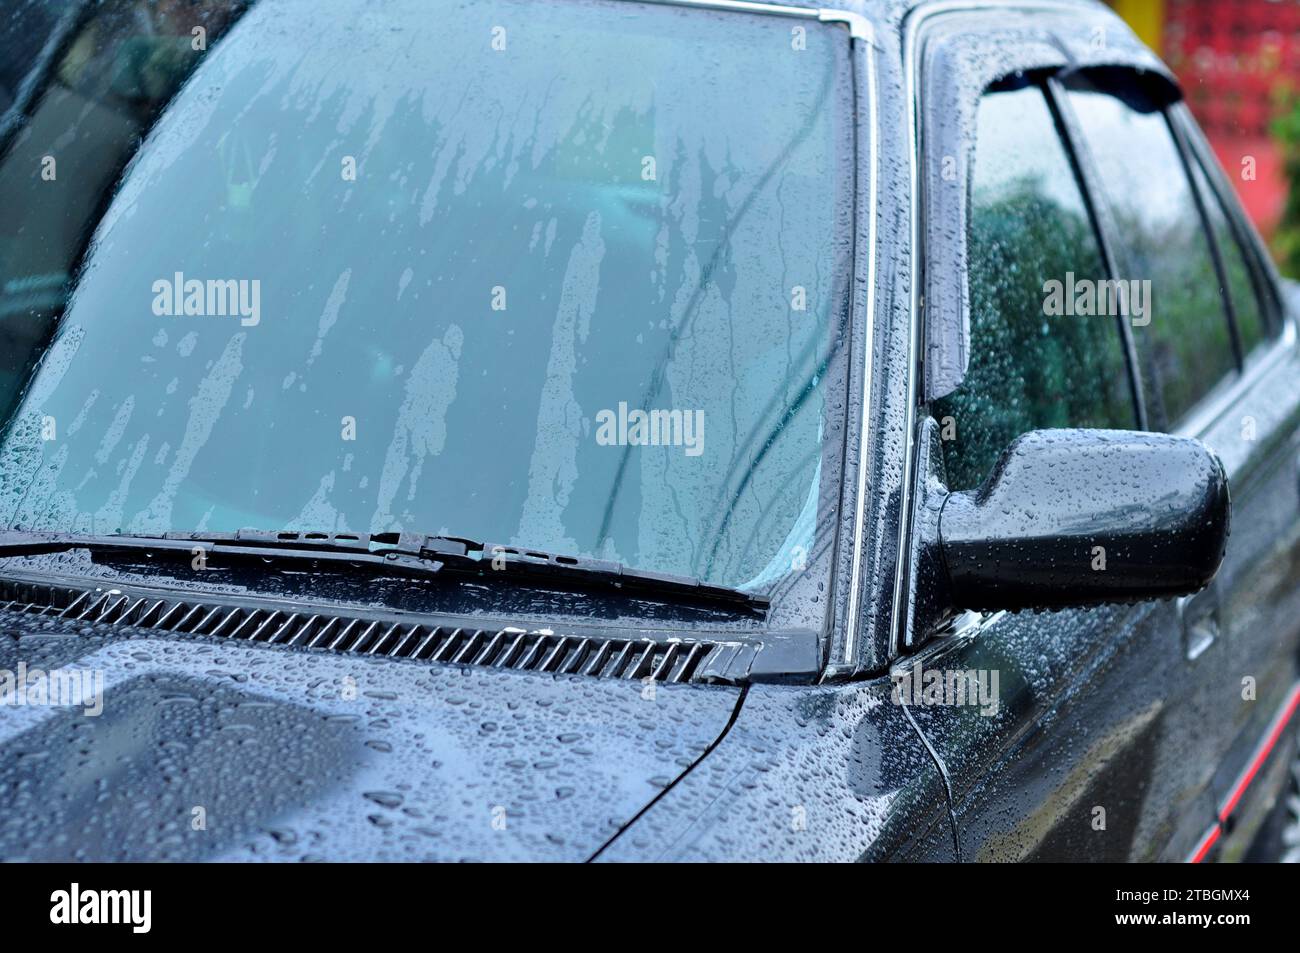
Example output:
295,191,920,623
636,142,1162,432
0,0,852,593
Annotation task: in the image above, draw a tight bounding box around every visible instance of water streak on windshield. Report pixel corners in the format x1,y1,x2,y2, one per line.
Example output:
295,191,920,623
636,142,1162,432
0,0,852,592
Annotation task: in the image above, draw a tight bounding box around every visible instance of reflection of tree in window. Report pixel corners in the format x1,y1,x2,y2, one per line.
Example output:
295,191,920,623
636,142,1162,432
933,81,1133,491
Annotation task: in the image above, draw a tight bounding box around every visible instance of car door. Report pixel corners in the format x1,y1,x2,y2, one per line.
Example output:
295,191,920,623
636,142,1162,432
902,63,1215,862
890,4,1294,861
1174,109,1300,860
1054,68,1300,860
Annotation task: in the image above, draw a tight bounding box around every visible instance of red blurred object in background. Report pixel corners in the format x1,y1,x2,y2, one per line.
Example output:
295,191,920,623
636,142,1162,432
1163,0,1298,239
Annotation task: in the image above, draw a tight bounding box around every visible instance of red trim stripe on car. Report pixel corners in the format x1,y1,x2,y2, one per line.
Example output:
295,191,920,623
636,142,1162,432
1188,680,1300,862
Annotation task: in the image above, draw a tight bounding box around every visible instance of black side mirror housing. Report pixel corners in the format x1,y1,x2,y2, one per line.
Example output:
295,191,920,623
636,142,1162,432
938,429,1230,612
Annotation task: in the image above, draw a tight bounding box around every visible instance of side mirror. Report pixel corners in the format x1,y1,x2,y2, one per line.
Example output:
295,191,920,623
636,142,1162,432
939,429,1230,611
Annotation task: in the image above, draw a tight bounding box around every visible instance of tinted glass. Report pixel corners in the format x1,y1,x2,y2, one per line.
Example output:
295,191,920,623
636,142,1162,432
1189,155,1269,358
933,81,1134,491
1064,75,1235,426
0,0,852,592
0,0,67,115
0,0,247,421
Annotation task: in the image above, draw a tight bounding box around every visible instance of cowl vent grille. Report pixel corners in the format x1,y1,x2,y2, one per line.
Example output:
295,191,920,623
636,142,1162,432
0,577,717,683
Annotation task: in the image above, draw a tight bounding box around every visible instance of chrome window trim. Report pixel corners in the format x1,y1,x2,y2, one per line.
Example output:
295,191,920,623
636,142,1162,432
840,22,879,667
632,0,873,39
818,8,875,40
640,0,821,15
626,0,877,669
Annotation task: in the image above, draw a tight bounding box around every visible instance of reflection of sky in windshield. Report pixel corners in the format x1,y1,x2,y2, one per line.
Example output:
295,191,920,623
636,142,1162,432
0,0,851,590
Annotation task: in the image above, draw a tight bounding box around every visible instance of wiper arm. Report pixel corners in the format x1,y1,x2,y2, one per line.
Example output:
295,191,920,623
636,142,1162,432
0,529,769,613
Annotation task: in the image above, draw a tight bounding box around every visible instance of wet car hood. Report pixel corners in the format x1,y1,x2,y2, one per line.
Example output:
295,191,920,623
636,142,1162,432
0,611,742,861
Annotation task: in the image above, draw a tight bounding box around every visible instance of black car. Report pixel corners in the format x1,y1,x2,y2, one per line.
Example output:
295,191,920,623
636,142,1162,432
0,0,1297,863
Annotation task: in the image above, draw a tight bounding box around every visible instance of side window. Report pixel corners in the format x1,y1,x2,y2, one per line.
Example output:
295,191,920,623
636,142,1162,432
932,77,1135,491
1187,151,1272,360
1062,74,1235,427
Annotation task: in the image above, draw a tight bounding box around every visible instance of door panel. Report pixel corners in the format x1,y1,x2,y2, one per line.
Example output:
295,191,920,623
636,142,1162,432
1186,339,1300,857
1164,116,1300,857
903,600,1217,860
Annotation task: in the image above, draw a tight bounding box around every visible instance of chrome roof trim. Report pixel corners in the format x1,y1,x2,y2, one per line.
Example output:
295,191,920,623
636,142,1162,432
819,9,875,41
627,0,874,43
629,0,820,24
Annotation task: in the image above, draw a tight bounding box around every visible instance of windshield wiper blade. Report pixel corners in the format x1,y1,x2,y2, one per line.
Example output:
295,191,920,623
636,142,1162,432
220,530,770,612
429,537,770,612
0,530,769,612
0,529,448,582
